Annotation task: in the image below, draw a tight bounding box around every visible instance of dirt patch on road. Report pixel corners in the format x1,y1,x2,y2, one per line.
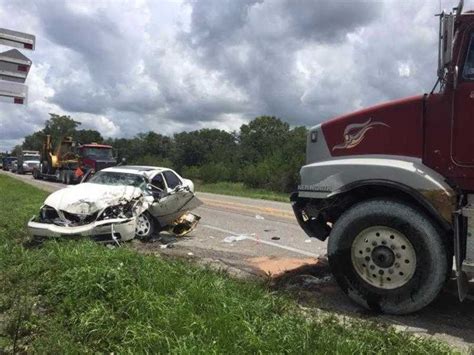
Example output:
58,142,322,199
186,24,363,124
246,256,319,276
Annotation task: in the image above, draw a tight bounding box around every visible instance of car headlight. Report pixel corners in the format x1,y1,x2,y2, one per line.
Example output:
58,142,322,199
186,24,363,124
39,205,59,222
97,201,135,220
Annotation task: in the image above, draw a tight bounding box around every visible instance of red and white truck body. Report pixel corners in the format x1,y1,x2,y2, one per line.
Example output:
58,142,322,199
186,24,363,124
292,1,474,314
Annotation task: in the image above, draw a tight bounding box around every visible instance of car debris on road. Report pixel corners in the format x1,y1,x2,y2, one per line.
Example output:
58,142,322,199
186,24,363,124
222,235,248,243
27,165,202,242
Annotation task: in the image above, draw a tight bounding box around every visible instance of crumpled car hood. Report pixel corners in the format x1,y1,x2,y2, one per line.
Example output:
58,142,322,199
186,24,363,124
44,183,146,215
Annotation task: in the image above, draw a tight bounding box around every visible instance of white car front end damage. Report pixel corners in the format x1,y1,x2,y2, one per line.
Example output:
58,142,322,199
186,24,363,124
27,183,152,242
27,217,137,241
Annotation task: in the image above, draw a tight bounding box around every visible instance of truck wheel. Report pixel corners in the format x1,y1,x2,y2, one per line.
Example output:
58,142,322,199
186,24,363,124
33,169,41,180
135,212,155,240
328,199,448,315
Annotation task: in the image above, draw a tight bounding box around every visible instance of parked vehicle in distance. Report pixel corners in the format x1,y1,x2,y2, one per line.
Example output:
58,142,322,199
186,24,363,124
28,165,201,242
291,1,473,314
10,160,18,173
16,150,40,174
2,156,17,171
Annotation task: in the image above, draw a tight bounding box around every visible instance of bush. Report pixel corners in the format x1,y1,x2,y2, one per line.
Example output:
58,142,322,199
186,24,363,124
132,154,173,168
240,155,299,193
182,163,234,184
181,165,201,180
198,162,233,183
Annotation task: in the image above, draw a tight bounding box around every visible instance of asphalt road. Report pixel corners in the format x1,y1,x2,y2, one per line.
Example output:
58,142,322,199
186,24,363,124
2,170,473,351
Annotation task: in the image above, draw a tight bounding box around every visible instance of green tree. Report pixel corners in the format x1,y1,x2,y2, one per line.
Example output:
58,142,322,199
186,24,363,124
43,113,81,143
239,116,290,163
143,132,172,158
74,129,104,144
11,145,22,157
23,113,82,150
23,131,46,151
172,129,237,170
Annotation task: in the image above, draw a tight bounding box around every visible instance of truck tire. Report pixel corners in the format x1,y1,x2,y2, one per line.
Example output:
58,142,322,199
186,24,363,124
59,171,65,184
33,169,41,180
328,199,448,315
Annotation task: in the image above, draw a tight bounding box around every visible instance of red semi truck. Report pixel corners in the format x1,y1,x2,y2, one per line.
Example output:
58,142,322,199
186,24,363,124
292,1,474,314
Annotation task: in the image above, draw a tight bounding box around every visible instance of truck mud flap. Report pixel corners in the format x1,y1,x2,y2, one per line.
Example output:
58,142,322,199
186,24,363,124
454,211,469,301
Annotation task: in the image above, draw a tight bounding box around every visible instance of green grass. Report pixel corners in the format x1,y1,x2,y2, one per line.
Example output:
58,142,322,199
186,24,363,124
0,174,456,353
197,181,289,202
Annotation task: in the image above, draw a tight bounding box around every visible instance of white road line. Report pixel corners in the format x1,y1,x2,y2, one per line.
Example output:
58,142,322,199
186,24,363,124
200,223,320,258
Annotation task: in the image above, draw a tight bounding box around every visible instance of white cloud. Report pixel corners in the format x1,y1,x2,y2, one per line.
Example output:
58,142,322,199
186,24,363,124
0,0,469,151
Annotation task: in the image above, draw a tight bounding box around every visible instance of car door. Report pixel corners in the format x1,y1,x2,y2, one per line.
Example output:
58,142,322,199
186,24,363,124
452,31,474,166
149,170,195,225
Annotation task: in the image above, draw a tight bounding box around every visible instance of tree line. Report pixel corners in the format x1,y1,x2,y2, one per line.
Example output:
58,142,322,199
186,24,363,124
15,113,307,193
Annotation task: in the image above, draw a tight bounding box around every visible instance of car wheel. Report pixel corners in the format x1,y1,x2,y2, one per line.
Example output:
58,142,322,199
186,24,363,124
135,212,155,240
328,199,449,315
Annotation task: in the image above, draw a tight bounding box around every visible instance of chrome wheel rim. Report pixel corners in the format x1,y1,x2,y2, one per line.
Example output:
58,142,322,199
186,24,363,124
136,214,151,237
351,226,416,290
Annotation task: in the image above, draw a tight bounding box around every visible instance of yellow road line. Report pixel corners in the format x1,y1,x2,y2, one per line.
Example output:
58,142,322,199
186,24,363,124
200,197,293,214
200,197,295,220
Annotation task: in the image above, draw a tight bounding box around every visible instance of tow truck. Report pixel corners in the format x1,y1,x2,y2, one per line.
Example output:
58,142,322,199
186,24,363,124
292,1,474,314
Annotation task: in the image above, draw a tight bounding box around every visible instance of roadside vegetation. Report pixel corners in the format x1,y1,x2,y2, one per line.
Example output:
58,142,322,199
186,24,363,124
0,175,455,353
196,181,289,202
9,114,306,201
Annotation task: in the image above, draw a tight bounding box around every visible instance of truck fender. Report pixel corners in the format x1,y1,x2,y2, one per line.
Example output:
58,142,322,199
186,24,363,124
329,179,453,231
297,157,456,229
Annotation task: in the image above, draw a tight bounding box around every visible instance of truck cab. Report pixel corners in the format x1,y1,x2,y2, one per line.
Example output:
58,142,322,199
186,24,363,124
78,143,116,172
292,1,474,314
16,150,40,174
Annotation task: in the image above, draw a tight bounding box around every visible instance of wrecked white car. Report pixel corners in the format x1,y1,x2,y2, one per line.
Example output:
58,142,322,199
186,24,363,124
27,166,202,242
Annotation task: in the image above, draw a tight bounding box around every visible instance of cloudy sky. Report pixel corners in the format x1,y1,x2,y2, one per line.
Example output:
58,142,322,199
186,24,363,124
0,0,467,151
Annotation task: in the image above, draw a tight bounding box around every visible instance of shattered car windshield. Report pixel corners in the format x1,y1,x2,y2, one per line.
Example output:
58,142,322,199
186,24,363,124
88,171,147,188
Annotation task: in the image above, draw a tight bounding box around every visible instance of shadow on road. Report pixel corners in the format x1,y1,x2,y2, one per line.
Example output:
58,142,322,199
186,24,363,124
271,258,474,348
